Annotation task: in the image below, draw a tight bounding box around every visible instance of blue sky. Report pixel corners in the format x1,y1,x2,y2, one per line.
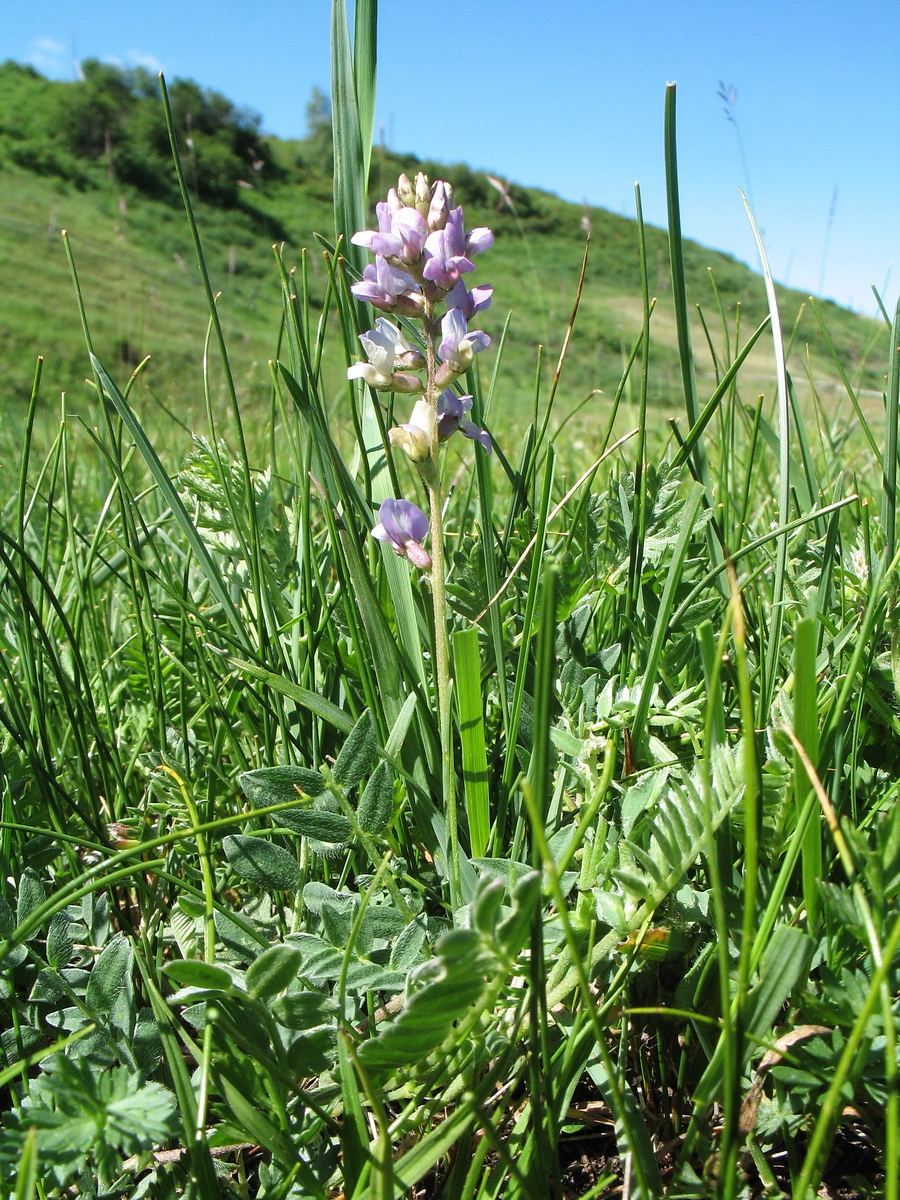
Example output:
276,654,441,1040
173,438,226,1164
5,0,899,316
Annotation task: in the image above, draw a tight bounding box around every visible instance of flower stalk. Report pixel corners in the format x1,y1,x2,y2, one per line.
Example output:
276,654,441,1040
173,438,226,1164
348,173,494,914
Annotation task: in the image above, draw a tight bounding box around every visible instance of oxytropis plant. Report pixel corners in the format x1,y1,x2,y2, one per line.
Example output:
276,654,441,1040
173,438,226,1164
347,172,493,909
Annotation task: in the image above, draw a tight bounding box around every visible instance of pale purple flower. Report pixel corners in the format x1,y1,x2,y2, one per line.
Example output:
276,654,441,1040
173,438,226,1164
372,498,432,570
437,390,492,453
436,308,491,379
423,208,477,291
444,279,493,319
347,318,425,393
352,203,429,265
352,256,422,316
423,206,494,289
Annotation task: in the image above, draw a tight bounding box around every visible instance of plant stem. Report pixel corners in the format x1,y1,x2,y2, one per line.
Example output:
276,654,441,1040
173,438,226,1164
428,478,459,912
423,300,461,914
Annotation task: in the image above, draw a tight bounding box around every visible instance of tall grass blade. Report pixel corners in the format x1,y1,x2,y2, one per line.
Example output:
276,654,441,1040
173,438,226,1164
331,0,368,275
881,295,900,562
453,627,490,857
793,614,822,929
90,355,248,646
741,191,792,723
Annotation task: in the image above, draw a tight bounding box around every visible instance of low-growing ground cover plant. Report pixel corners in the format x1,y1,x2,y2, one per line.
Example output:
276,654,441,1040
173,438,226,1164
1,4,900,1198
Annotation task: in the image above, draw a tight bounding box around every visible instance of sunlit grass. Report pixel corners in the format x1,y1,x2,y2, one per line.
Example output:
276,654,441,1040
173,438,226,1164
1,12,900,1200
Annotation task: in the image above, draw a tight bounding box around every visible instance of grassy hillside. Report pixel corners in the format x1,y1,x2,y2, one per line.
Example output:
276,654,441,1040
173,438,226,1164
4,48,900,1198
0,62,889,459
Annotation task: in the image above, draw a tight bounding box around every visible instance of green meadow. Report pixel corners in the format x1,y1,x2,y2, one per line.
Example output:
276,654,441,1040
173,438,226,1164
1,11,899,1198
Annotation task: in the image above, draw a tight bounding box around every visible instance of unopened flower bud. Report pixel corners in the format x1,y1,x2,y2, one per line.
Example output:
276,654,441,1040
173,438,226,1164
415,172,431,215
427,180,453,231
396,174,416,207
393,347,426,372
108,821,140,850
387,371,427,395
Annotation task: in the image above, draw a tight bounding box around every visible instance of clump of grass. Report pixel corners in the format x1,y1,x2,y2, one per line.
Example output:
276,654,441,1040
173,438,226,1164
1,8,900,1200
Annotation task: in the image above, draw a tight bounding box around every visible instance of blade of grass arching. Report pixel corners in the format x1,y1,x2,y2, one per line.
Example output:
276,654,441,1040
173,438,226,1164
331,0,367,278
665,83,726,602
16,358,42,549
809,297,883,469
157,76,260,558
670,494,857,629
881,295,900,563
815,476,844,630
625,184,651,635
787,374,823,537
453,628,490,858
664,84,704,474
629,481,705,763
672,316,771,473
90,356,248,648
793,615,822,930
741,191,792,724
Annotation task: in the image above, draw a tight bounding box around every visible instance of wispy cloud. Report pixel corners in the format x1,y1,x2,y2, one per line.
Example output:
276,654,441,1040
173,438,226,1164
102,49,167,75
27,36,69,77
125,49,165,74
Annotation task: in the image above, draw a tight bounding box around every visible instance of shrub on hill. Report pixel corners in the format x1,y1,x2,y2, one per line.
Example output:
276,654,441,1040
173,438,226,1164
0,59,277,207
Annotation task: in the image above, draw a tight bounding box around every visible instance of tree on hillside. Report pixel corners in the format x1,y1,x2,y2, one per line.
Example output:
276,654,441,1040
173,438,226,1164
0,60,275,207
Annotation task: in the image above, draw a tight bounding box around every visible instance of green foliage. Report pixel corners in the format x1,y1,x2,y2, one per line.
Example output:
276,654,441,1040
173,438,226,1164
0,58,273,207
1,1058,176,1192
3,27,900,1200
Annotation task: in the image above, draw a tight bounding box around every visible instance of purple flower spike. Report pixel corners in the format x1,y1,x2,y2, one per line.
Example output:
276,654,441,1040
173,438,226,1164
444,279,493,319
437,390,492,453
372,498,432,570
353,204,428,265
423,208,477,291
347,318,425,392
437,308,491,376
352,256,422,316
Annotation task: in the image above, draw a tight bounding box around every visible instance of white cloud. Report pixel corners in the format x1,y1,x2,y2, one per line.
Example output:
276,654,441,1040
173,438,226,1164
27,36,69,77
125,49,166,74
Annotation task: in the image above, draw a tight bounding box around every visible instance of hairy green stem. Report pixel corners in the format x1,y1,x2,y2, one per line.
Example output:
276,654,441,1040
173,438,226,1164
428,479,459,912
422,301,460,913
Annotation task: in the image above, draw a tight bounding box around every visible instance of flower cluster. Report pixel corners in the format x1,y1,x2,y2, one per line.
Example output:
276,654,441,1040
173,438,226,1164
347,173,495,568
